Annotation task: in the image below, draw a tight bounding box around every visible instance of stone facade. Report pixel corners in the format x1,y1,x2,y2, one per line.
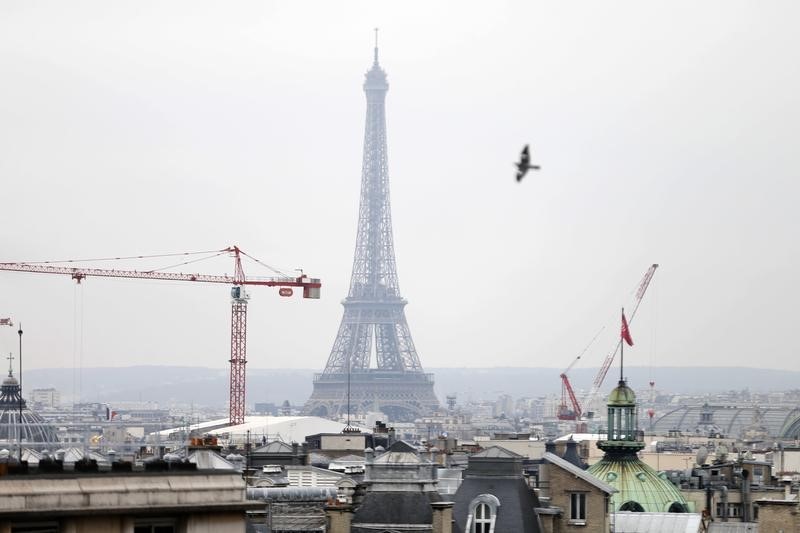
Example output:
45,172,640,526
533,453,615,533
755,499,800,533
0,470,259,533
543,464,610,533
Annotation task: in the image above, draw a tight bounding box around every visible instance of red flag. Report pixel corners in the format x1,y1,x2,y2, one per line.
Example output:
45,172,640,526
621,311,634,346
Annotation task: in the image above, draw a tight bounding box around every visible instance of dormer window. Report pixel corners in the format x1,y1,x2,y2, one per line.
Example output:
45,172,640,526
466,494,500,533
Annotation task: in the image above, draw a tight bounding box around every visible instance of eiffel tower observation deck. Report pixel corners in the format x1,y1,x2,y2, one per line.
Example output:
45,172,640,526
305,37,440,422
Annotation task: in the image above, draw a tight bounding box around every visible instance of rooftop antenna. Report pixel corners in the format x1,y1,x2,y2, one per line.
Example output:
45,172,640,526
6,352,19,459
343,350,359,434
373,27,379,64
619,307,633,384
620,307,625,383
17,325,23,462
346,350,352,427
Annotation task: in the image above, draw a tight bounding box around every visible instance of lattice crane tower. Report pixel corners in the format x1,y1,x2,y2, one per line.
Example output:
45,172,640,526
304,35,440,422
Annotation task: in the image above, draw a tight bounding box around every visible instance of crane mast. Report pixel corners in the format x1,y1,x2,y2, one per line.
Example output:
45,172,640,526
0,246,321,425
583,264,658,418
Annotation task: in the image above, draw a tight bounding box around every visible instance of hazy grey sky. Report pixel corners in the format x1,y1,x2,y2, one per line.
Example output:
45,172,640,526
1,2,798,374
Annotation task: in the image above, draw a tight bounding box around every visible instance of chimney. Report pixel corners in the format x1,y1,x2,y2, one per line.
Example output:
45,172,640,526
325,503,353,533
292,442,300,465
782,476,792,500
431,502,454,533
562,438,586,469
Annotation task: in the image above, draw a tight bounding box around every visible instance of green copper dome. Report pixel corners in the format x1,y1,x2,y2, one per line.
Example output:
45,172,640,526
590,378,691,513
607,381,636,406
588,456,691,513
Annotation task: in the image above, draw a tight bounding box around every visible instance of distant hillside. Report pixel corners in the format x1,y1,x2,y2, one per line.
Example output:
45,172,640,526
23,366,800,408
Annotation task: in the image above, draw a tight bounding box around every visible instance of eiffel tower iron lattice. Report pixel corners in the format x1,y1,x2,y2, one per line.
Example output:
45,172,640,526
304,39,440,422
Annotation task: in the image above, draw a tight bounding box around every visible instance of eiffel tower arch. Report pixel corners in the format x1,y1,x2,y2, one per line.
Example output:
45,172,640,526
304,39,440,422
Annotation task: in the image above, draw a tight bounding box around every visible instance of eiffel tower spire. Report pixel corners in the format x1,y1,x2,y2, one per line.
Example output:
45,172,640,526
305,39,440,422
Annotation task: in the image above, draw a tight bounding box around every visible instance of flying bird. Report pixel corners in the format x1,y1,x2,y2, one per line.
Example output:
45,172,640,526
515,144,540,182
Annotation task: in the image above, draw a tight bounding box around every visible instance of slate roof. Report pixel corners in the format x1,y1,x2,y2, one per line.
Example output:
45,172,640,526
247,486,338,502
351,491,439,531
464,445,523,477
372,440,424,465
188,449,236,470
253,440,293,453
452,477,541,533
452,444,541,533
56,447,111,465
387,440,417,453
471,445,522,459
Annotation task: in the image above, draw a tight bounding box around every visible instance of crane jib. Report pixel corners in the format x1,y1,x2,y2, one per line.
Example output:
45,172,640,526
0,247,322,424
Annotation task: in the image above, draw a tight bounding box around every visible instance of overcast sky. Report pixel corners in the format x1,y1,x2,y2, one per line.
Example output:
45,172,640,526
1,2,798,375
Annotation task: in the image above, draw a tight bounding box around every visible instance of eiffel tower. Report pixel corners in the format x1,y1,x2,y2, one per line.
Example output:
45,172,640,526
305,37,440,422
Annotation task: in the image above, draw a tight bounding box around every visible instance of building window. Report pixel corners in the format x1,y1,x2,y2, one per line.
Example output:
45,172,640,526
11,523,60,533
570,492,586,523
474,503,492,533
134,521,176,533
715,502,741,518
467,494,499,533
619,501,644,512
668,502,688,513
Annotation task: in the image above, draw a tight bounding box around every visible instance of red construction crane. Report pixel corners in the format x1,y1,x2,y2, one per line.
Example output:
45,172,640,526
583,263,658,419
0,246,321,426
558,372,581,421
557,327,604,421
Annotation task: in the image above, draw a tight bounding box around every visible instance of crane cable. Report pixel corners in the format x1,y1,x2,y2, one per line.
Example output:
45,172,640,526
239,250,295,278
146,251,229,273
565,325,606,373
16,249,227,265
13,248,297,279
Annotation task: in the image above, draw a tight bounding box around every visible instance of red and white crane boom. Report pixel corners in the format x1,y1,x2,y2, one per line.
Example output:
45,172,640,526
583,264,658,418
0,246,321,425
